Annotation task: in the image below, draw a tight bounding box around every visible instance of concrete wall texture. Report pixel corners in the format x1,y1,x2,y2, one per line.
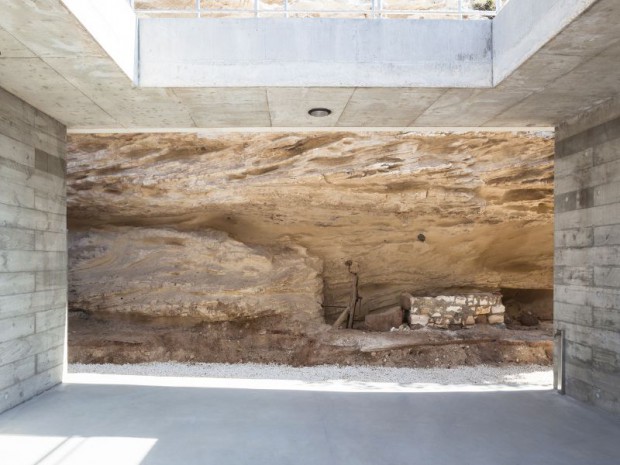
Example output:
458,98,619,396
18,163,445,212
555,101,620,414
139,18,492,87
0,87,67,414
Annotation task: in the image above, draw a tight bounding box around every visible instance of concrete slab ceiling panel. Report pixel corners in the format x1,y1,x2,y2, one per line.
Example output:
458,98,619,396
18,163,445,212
0,0,105,58
85,91,195,129
173,88,269,110
336,88,448,127
600,39,620,58
490,52,620,125
268,88,355,127
42,57,132,92
551,58,620,103
190,111,273,128
0,30,35,58
0,0,619,130
445,88,535,128
0,58,118,129
492,0,598,85
490,92,608,128
173,88,271,127
412,87,537,127
494,52,585,94
539,0,620,57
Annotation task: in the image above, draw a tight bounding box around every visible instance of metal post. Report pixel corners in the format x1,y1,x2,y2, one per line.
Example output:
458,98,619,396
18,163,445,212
196,0,200,18
371,0,375,19
378,0,382,19
554,329,566,395
254,0,258,18
285,0,288,18
458,0,462,19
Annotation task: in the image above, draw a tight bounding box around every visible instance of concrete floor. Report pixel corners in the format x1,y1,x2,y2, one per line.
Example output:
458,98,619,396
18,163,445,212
1,376,620,465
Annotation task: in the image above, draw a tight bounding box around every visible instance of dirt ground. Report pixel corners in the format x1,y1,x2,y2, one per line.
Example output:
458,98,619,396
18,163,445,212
68,312,553,368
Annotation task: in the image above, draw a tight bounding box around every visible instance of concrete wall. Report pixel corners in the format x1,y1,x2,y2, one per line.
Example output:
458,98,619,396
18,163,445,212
555,98,620,414
0,87,67,413
139,18,492,87
492,0,596,85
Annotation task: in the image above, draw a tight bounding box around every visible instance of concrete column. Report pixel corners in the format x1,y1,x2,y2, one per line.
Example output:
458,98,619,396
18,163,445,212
0,87,67,413
555,98,620,414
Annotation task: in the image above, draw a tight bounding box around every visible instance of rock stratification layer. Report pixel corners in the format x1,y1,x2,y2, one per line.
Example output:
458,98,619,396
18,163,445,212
69,227,323,323
68,131,554,322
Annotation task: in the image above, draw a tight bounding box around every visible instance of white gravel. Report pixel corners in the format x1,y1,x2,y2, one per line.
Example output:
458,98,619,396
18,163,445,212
69,363,553,388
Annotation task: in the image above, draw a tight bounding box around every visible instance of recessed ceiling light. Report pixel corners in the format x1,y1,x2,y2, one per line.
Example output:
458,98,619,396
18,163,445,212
308,108,332,117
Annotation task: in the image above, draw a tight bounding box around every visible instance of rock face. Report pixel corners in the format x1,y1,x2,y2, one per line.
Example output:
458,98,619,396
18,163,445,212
502,288,553,322
365,306,404,331
69,228,324,323
67,131,554,323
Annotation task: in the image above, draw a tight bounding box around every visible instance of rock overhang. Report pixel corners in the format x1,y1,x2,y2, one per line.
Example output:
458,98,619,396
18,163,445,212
66,130,555,315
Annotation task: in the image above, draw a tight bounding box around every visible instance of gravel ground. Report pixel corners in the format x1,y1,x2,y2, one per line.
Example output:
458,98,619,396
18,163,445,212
70,363,553,388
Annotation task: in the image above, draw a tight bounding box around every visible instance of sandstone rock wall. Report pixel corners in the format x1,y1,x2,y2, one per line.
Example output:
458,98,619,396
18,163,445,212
67,131,554,322
69,228,324,323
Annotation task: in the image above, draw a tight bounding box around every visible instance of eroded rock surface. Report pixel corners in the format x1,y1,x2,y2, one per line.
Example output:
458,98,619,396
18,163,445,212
68,131,554,322
69,227,324,323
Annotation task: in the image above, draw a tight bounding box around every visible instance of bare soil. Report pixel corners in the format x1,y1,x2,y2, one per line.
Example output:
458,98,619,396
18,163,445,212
68,312,553,368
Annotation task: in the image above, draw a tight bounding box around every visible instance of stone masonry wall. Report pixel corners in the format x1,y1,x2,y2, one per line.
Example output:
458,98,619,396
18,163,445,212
555,98,620,414
401,292,505,328
0,87,67,413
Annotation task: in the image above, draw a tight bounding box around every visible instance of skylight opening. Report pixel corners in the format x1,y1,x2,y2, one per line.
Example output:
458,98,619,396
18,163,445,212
128,0,511,20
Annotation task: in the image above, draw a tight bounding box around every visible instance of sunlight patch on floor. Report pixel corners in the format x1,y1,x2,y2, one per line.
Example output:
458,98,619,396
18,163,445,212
0,435,157,465
65,370,553,393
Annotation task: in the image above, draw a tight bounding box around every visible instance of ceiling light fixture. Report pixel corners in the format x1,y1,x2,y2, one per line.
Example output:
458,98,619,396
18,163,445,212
308,108,332,117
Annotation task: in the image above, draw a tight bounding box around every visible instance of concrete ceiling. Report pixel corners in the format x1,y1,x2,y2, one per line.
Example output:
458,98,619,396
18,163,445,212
0,0,619,131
